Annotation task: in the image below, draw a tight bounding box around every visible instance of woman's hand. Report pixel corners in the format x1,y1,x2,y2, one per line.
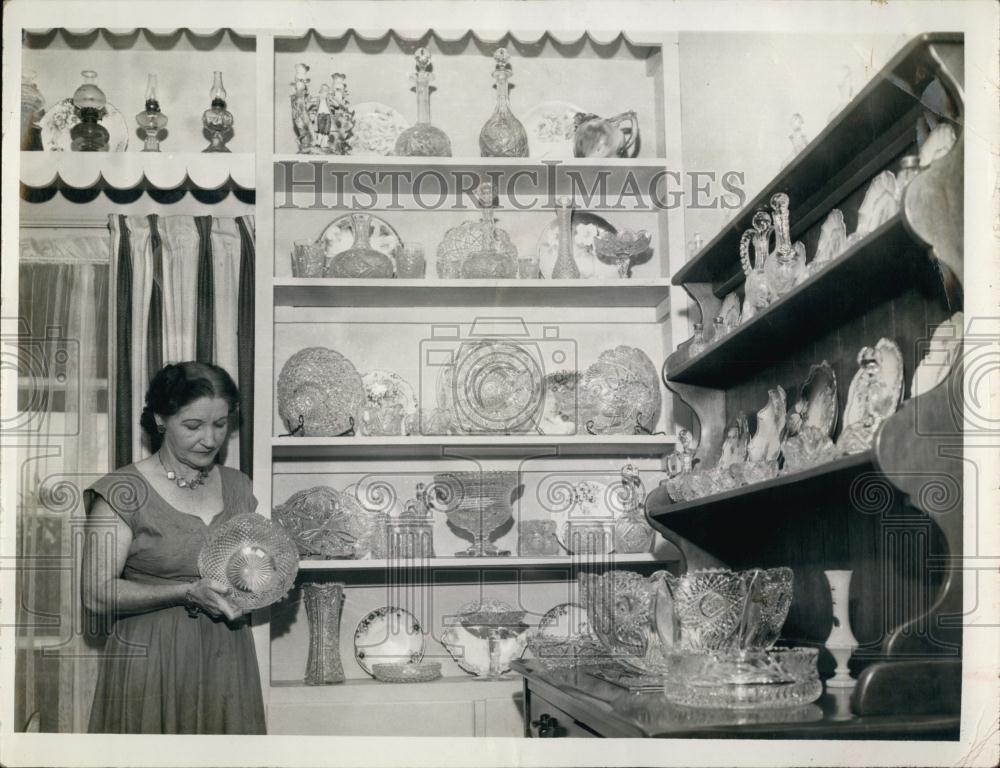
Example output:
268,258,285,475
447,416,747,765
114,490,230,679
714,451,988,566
185,579,244,622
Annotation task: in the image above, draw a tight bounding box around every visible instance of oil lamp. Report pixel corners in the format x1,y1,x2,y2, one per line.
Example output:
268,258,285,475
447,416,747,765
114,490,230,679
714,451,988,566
70,70,109,152
135,74,168,152
202,71,233,153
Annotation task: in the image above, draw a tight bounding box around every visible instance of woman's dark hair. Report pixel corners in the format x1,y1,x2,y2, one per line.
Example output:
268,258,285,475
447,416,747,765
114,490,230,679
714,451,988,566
140,362,240,451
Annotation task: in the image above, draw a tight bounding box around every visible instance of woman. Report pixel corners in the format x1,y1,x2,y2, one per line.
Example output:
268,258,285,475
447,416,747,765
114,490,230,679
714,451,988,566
82,361,265,734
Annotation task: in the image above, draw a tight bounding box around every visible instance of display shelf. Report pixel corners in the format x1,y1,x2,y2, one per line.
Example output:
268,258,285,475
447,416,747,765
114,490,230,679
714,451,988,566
298,553,668,570
268,675,520,703
20,151,255,191
274,278,672,309
671,32,960,288
273,434,678,460
664,215,937,387
646,451,874,543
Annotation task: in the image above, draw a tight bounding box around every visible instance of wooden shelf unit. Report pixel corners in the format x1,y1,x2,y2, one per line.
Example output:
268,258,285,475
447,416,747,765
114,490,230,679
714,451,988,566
646,33,965,722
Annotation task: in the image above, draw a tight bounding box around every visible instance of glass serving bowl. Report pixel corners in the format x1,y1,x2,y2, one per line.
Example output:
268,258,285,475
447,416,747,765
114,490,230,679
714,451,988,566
663,647,822,709
371,661,442,684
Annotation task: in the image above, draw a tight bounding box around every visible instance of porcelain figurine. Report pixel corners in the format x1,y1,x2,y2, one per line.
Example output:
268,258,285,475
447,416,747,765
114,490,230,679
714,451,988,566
849,171,898,244
739,210,774,322
479,48,528,158
783,362,838,472
746,386,787,465
573,110,639,158
764,193,806,298
718,413,750,469
918,122,957,168
290,63,316,152
811,209,848,273
835,339,904,455
911,312,963,398
324,73,355,155
719,292,742,335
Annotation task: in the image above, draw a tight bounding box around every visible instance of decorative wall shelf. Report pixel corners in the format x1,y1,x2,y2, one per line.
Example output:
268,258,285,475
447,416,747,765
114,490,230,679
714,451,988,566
274,278,672,309
671,32,962,289
298,553,668,570
20,152,255,191
664,215,937,387
273,435,678,460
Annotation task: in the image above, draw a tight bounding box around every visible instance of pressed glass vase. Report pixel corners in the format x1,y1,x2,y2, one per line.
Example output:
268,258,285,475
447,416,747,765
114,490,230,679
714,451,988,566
303,582,346,685
327,213,395,278
479,48,528,158
393,48,451,157
550,196,581,279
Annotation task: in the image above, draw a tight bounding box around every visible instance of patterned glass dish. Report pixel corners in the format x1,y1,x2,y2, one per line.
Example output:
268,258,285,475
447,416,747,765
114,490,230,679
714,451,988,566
436,340,545,434
428,470,519,557
359,370,418,437
39,97,129,152
276,347,364,436
317,212,401,274
442,599,529,679
353,606,425,676
273,485,387,560
521,100,585,159
660,567,793,652
663,648,822,710
577,570,671,676
197,513,299,611
350,102,409,157
371,661,442,684
578,346,661,434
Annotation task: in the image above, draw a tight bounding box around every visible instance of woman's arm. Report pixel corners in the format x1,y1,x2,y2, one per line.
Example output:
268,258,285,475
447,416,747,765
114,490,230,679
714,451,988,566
81,495,242,621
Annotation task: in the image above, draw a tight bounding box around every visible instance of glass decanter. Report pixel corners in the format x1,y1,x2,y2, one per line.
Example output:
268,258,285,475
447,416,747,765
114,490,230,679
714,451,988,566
765,193,806,298
21,69,45,150
70,71,109,152
460,182,517,279
202,71,234,153
550,196,581,278
327,213,395,278
739,210,773,321
393,48,452,157
135,74,168,152
479,48,528,158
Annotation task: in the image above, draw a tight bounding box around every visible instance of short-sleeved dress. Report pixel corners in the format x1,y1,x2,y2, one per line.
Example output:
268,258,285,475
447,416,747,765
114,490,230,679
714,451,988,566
84,464,266,734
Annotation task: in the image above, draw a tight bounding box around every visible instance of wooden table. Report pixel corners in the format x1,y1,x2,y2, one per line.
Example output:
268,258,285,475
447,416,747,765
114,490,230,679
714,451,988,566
511,660,960,739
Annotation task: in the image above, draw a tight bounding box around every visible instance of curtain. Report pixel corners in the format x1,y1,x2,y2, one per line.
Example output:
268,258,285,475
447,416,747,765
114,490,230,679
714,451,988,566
16,234,109,733
108,214,255,473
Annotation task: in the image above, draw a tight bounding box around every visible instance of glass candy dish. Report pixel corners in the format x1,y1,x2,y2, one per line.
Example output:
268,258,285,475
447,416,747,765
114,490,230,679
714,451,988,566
371,661,442,684
663,648,822,710
197,513,299,611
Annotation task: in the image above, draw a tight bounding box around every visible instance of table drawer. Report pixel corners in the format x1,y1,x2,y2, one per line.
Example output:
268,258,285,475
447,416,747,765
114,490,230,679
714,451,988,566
528,693,600,738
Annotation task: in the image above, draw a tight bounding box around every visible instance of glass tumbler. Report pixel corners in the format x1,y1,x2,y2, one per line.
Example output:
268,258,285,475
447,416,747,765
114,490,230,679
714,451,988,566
291,241,327,277
396,244,427,278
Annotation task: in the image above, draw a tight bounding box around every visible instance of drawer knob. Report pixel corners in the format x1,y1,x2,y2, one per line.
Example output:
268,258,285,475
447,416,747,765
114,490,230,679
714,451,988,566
531,713,559,737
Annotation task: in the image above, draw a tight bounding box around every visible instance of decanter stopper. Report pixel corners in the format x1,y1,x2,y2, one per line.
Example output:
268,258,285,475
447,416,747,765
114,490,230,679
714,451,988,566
479,47,528,158
550,196,581,279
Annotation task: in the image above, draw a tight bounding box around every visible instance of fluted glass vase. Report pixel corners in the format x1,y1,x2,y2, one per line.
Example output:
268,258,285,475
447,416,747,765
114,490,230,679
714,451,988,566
394,48,451,157
550,197,581,278
479,48,528,158
303,582,346,685
327,213,395,278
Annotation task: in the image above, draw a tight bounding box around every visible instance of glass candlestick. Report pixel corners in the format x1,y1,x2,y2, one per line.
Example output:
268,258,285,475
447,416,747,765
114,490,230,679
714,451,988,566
479,48,528,158
393,48,451,157
135,74,168,152
70,70,109,152
202,71,234,153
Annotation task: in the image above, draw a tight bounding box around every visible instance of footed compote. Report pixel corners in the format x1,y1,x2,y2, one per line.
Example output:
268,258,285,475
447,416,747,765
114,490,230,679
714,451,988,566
593,229,652,279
